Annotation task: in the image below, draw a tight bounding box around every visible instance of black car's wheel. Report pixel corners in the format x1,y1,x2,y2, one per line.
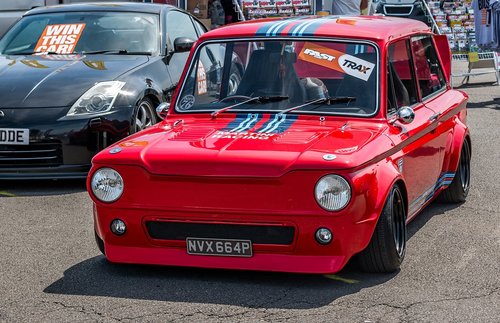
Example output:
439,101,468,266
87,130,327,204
95,231,105,255
357,184,407,273
227,65,242,96
439,139,471,203
132,97,157,133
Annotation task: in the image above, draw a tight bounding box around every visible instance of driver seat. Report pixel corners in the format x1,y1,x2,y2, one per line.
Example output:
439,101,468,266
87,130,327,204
236,49,306,103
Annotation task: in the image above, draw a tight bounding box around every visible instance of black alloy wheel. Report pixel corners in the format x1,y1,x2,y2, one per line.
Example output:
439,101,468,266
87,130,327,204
439,139,471,203
227,66,242,96
357,184,407,273
459,140,471,193
392,186,406,258
133,98,157,133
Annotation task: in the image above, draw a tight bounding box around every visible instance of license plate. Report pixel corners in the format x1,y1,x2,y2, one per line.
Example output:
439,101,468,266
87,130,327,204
186,237,252,257
0,128,29,145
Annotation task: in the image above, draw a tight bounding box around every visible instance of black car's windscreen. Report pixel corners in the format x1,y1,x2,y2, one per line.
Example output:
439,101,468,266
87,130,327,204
0,12,159,55
176,40,378,116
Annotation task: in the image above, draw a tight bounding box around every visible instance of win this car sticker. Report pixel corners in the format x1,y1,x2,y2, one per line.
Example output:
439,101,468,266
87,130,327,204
35,23,86,54
298,42,375,81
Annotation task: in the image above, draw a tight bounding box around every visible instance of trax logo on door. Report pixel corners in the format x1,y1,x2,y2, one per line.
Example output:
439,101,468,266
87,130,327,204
303,48,336,62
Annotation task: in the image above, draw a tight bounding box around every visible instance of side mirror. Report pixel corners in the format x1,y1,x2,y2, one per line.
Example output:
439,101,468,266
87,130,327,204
156,102,170,120
395,106,415,124
173,37,195,53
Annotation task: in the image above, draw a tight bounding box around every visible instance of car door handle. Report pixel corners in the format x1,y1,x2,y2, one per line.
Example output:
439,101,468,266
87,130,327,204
429,113,441,122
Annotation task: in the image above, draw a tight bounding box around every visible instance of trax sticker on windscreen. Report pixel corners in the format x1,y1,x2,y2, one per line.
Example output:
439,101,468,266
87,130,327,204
34,23,86,54
298,42,375,81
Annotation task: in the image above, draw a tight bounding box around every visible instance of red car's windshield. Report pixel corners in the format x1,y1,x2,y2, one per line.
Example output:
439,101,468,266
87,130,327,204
176,39,379,116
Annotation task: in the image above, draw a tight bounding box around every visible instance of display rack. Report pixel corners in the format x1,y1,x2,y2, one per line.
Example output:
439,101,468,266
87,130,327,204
241,0,314,20
451,52,500,86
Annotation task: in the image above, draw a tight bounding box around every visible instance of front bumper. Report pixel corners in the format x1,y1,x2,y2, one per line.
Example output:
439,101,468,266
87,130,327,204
93,207,378,274
0,107,131,179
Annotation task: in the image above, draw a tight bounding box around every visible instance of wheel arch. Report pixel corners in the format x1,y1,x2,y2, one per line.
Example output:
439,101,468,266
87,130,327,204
442,117,470,174
393,178,409,217
351,160,408,254
134,88,163,108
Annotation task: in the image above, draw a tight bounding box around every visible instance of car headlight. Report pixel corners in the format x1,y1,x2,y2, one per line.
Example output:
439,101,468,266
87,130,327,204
315,175,351,211
91,167,124,202
65,81,125,118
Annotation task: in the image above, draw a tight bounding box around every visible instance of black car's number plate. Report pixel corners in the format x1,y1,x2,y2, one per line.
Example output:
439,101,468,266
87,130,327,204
186,238,252,257
0,128,29,145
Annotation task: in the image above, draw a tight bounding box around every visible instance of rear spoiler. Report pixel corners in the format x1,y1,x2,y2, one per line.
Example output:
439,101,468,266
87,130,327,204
433,34,451,83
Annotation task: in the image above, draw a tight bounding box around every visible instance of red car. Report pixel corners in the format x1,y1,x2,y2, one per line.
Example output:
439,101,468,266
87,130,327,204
87,16,470,274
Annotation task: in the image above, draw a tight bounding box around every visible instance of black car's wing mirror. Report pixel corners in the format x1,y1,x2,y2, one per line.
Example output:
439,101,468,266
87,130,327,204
174,37,195,53
165,37,195,64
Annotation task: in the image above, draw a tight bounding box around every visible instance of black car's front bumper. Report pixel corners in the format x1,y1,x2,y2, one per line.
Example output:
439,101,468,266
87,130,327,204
377,2,430,25
0,107,131,180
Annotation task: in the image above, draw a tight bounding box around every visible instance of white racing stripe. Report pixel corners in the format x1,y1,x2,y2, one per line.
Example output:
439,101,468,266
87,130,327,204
258,114,287,133
231,114,258,132
267,20,291,36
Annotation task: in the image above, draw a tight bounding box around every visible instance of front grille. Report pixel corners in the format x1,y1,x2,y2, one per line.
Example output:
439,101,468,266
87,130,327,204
0,142,63,167
146,221,295,245
384,5,413,15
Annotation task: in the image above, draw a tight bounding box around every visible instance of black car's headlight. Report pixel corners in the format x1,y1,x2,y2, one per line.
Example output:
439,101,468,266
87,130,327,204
65,81,125,118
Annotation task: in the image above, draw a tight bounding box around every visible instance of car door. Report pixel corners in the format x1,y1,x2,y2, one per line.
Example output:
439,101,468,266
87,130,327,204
165,10,200,84
385,37,441,218
413,35,459,176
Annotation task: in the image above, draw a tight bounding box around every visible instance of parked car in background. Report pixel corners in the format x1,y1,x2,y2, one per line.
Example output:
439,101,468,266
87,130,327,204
88,16,471,274
0,2,218,179
0,0,163,38
375,0,432,25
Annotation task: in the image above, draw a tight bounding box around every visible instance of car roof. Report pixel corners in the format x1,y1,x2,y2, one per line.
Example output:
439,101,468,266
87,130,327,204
202,16,431,42
24,2,171,16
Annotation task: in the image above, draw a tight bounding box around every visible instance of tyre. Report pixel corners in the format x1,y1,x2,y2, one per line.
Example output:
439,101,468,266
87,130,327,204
357,184,407,273
227,65,242,96
439,139,471,203
95,231,105,255
132,97,157,133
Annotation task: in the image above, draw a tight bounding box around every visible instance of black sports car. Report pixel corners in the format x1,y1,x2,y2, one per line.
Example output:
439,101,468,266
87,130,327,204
375,0,432,25
0,2,234,179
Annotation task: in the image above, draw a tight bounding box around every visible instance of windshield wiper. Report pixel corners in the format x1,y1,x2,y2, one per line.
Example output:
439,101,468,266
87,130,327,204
211,95,289,119
6,51,60,55
277,96,356,116
80,49,152,55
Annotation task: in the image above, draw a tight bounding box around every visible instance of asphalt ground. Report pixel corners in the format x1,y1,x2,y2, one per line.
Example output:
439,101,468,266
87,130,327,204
0,61,499,322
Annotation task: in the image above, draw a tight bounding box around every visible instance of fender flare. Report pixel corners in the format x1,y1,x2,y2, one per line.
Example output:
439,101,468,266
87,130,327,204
442,116,470,174
349,158,408,254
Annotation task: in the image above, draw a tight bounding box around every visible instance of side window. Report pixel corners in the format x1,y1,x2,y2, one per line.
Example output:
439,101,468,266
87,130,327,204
182,44,226,105
410,36,446,98
387,39,419,115
166,11,198,45
192,19,207,37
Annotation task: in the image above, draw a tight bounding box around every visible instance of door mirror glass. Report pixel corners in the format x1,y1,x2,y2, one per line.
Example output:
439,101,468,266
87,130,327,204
174,37,195,53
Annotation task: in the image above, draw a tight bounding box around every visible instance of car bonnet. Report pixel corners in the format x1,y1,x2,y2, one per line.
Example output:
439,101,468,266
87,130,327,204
0,54,148,108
